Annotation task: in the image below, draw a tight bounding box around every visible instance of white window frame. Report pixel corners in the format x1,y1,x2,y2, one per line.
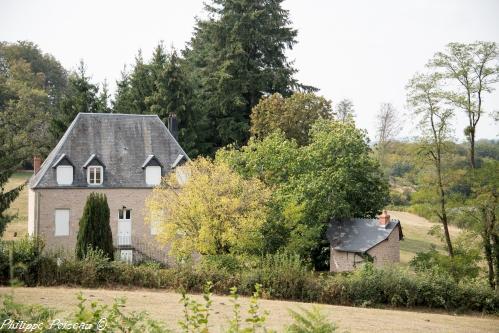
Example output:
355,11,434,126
54,209,70,236
56,165,73,185
87,166,103,185
145,166,162,186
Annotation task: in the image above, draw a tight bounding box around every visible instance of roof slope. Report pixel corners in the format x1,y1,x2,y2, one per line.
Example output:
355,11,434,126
30,113,188,189
327,218,402,253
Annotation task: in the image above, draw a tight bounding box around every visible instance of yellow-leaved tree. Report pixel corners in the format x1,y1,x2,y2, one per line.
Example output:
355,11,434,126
145,157,271,259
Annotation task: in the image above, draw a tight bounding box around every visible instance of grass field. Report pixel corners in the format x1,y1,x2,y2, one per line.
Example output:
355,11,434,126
0,287,497,333
3,171,31,240
388,211,461,265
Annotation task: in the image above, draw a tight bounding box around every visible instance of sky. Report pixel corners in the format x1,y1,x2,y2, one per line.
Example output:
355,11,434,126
1,0,498,141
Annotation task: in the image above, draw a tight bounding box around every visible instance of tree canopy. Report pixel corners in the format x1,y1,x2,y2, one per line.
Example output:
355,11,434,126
217,119,389,268
250,92,333,145
146,157,271,259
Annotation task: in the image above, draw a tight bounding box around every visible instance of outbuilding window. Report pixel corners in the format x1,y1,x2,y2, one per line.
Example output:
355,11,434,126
56,165,73,185
54,209,70,236
87,166,103,185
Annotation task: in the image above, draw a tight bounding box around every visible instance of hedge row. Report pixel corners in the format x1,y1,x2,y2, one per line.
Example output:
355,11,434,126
1,242,498,314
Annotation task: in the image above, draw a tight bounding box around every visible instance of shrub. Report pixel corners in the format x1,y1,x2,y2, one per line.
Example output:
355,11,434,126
76,192,113,260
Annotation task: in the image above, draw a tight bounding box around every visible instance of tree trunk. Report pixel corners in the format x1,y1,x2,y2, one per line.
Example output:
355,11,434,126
482,228,495,289
436,149,454,257
470,128,476,169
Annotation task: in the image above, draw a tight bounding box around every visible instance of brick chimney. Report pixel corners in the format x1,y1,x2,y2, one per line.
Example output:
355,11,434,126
167,113,178,141
378,210,390,227
33,156,42,175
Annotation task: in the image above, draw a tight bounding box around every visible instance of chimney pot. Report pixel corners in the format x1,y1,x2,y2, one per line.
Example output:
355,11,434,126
33,156,42,175
379,210,390,227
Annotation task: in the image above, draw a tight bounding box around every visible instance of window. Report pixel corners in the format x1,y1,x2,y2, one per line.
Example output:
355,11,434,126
119,209,131,220
145,166,161,185
54,209,69,236
87,166,103,185
56,165,73,185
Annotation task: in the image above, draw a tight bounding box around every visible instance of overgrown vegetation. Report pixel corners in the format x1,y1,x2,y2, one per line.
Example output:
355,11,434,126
1,240,498,314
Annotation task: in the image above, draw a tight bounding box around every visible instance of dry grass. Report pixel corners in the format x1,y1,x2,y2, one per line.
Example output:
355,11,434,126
2,171,32,240
0,287,497,333
389,210,461,265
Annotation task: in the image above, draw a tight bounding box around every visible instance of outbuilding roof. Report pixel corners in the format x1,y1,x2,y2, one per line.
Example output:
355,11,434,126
30,113,189,189
327,218,403,253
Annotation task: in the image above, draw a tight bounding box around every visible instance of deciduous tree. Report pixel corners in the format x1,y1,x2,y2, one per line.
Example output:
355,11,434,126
146,157,270,259
407,72,455,257
429,42,499,169
250,92,333,145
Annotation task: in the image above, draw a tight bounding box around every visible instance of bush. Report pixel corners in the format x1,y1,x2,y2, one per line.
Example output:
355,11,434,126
1,241,498,314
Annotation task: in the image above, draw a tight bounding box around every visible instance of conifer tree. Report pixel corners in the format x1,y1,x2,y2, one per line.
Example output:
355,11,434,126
184,0,311,153
76,193,114,260
50,61,104,141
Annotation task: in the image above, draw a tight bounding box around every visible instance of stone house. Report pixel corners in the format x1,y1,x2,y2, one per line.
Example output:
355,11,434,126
327,211,403,272
28,113,188,263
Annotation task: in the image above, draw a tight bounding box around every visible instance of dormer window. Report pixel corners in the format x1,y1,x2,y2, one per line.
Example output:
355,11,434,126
142,155,163,186
56,166,73,185
83,154,105,186
87,166,103,185
52,154,74,186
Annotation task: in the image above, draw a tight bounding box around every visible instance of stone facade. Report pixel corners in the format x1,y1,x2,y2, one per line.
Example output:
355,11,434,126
330,225,401,272
29,188,169,262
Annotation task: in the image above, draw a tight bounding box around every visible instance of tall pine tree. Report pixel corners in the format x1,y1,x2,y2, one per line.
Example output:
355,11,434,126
184,0,311,153
146,48,205,156
76,193,114,260
50,61,108,141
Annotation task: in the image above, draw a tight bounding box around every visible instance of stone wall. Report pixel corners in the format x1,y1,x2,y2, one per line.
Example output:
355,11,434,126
330,225,401,272
30,188,167,259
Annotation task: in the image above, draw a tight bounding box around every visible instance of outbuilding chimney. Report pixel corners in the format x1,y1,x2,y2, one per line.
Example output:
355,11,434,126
33,156,42,175
167,113,178,141
378,210,390,227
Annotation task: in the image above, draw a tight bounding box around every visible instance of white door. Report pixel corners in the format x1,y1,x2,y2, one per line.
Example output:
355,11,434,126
120,250,133,263
118,209,131,245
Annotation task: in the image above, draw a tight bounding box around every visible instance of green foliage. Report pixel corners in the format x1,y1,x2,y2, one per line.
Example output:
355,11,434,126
217,120,389,268
0,237,44,286
250,93,333,146
2,246,498,314
76,193,113,260
146,157,271,258
286,307,337,333
50,61,109,141
184,0,309,153
113,44,207,156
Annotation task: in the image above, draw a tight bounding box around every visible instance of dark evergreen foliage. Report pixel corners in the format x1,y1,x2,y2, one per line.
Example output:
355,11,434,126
50,61,109,141
184,0,313,153
76,193,114,260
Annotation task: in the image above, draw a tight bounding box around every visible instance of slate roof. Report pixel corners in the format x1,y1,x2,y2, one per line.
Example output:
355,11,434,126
30,113,189,189
327,218,403,253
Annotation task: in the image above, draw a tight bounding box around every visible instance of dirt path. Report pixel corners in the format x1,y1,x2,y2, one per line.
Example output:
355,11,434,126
1,287,497,332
